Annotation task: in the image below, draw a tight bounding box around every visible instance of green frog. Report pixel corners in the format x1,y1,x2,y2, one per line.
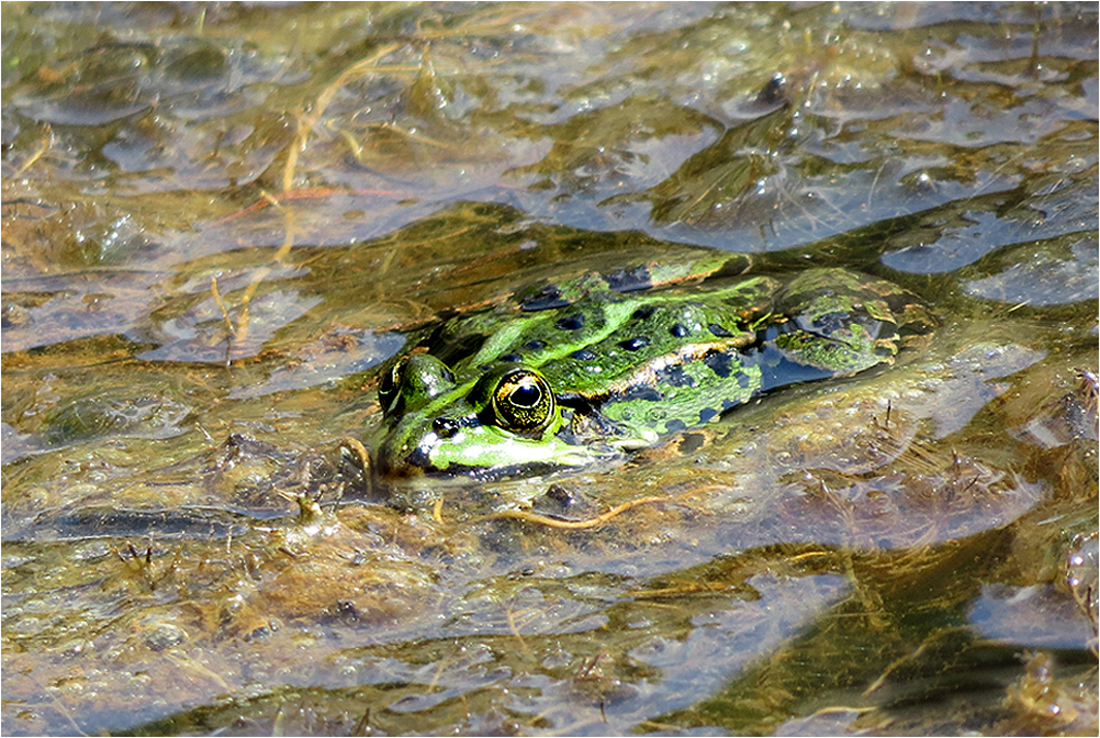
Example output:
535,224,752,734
372,258,933,480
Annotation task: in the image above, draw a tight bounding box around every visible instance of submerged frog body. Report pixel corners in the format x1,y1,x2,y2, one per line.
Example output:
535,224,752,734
372,262,932,479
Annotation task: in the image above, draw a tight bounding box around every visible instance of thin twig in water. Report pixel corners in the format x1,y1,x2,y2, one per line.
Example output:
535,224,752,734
282,42,401,192
12,129,51,176
210,276,234,335
487,495,674,529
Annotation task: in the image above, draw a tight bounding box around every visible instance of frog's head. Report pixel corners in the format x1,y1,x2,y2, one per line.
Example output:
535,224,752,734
373,354,603,478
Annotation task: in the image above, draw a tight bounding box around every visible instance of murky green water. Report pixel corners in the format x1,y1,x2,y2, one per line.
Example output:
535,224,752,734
2,2,1097,735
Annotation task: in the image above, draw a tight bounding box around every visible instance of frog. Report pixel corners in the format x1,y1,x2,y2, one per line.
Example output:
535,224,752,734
371,258,933,480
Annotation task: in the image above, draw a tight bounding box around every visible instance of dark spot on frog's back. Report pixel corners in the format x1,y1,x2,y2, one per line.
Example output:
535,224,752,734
656,364,694,387
798,310,854,336
499,352,523,363
434,331,488,367
618,384,663,402
708,324,734,338
619,336,651,352
670,323,691,338
604,265,652,292
703,351,735,378
571,348,598,361
556,313,585,331
520,285,569,312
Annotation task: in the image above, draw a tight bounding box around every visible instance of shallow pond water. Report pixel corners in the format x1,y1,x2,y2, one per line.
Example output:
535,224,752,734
2,2,1097,736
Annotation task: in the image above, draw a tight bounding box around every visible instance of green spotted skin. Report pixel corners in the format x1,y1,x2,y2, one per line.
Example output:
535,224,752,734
372,263,932,479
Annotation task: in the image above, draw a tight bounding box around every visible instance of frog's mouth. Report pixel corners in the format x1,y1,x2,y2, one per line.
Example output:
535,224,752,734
377,410,631,480
385,449,615,483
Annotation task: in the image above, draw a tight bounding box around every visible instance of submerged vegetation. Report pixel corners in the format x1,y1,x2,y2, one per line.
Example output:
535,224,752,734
2,2,1097,735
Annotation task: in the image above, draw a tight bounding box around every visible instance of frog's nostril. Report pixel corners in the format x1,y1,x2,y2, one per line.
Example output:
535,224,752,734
432,417,461,438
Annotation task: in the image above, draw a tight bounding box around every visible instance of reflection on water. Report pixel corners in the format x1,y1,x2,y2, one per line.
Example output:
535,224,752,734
2,2,1097,736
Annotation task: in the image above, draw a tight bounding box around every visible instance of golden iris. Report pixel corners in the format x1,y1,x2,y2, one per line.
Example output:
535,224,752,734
491,369,555,433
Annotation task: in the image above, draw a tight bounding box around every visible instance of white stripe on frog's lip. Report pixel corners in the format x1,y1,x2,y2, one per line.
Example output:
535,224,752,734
413,422,607,474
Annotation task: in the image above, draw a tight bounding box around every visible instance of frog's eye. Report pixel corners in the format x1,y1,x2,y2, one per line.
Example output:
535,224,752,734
491,369,555,434
379,355,455,417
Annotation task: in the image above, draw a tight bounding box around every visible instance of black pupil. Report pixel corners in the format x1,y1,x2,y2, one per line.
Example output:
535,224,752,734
510,383,541,407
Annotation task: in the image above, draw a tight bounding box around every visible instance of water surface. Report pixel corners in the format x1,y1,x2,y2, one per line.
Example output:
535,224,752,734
2,3,1097,735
